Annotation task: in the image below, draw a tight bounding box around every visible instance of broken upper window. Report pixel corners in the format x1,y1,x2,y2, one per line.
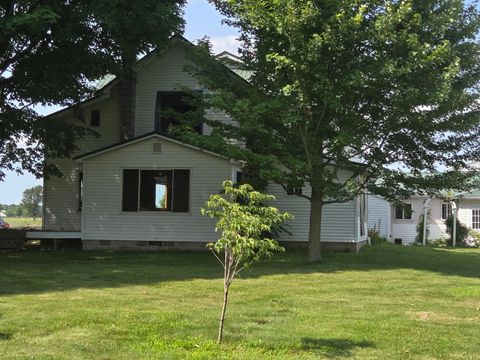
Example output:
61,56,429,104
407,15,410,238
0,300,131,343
154,91,203,135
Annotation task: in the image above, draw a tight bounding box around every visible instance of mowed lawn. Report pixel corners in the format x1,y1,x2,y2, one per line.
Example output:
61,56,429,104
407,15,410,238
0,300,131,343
0,246,479,359
3,217,42,229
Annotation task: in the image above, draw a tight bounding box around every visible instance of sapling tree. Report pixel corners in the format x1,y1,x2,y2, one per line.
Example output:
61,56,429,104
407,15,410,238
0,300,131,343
201,180,291,343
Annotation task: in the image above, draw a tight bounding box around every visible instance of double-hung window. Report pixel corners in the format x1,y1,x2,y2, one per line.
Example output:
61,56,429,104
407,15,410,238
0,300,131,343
441,203,452,220
472,209,480,229
122,169,190,212
395,204,412,220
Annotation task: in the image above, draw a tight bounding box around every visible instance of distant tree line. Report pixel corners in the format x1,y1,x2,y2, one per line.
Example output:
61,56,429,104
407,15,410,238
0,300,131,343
0,185,43,219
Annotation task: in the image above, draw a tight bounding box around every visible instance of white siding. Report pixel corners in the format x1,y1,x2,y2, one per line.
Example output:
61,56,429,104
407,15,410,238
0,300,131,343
266,181,361,244
367,194,391,238
457,199,480,230
390,197,450,245
81,137,234,242
391,198,422,244
44,88,122,231
427,198,449,240
134,43,237,137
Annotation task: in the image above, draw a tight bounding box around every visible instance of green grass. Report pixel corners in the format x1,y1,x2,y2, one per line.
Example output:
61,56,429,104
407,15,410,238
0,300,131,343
0,245,479,359
3,217,42,229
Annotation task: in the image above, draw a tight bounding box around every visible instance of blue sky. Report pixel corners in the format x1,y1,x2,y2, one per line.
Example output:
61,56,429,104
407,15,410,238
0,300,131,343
0,0,240,205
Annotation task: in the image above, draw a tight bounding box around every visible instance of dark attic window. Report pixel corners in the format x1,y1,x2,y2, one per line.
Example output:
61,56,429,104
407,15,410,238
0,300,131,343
155,91,202,135
90,110,100,127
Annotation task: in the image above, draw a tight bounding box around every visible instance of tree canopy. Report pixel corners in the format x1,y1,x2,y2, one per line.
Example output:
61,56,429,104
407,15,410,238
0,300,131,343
0,0,186,180
187,0,480,261
20,184,42,219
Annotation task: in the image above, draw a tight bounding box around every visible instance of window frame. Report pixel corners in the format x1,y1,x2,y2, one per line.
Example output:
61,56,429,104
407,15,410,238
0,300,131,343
441,203,452,220
286,186,303,196
154,91,203,135
121,167,191,214
472,209,480,229
394,203,413,220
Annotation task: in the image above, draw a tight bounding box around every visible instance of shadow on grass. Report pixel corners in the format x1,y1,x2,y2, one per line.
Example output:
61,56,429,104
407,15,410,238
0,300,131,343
0,332,12,340
0,245,479,295
300,337,375,357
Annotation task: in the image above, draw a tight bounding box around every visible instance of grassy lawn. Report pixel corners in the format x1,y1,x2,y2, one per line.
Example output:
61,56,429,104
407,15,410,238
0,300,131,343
0,245,479,359
3,217,42,229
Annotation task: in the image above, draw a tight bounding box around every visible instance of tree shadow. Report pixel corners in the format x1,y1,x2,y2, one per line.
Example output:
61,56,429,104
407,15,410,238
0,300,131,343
0,332,12,340
0,245,479,296
300,337,375,358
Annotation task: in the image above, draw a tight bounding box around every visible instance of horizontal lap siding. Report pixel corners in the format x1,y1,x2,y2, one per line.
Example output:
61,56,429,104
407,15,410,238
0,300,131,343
82,138,232,243
135,44,236,137
266,183,357,243
367,195,391,238
391,198,449,244
427,199,449,240
44,90,121,231
458,199,480,229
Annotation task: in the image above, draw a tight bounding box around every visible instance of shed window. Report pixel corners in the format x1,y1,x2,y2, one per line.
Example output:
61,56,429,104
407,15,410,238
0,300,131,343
441,203,452,220
286,186,303,196
122,169,189,212
155,91,202,135
395,204,412,220
472,209,480,229
90,110,100,127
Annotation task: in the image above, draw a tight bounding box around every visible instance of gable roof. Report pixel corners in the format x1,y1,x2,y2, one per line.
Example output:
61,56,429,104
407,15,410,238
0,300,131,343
45,36,249,120
73,132,238,163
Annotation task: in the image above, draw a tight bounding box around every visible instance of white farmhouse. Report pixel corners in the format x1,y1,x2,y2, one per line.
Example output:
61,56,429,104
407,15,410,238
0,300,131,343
40,37,368,251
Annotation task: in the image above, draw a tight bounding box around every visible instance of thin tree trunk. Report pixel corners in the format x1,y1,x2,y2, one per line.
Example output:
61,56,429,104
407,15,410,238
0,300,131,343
119,73,136,141
217,282,229,343
308,188,323,262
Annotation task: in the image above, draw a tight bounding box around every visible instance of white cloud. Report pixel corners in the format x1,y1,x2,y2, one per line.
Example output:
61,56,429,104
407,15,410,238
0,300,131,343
209,36,241,55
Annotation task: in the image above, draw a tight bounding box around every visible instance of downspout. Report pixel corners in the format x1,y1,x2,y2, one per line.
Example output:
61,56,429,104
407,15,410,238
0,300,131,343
450,201,457,247
423,197,432,246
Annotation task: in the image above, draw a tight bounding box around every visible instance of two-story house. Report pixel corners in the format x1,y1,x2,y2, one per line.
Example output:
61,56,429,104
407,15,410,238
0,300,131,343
41,36,368,251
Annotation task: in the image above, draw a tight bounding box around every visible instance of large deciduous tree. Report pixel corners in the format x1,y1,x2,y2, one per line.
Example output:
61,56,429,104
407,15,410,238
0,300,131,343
20,184,42,220
0,0,186,180
187,0,480,261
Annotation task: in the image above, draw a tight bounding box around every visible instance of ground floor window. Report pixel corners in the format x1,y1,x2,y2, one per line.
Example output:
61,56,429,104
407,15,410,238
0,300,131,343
395,203,412,220
472,209,480,229
122,169,190,212
441,203,452,220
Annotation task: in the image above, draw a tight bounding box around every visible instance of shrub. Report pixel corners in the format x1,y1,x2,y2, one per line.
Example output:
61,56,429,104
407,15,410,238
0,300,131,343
427,238,448,247
466,230,480,248
445,216,470,246
368,229,387,245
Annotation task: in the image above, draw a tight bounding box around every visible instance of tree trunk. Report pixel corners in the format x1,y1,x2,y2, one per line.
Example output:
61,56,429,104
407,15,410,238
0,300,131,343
217,282,229,343
118,72,136,141
308,188,323,262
